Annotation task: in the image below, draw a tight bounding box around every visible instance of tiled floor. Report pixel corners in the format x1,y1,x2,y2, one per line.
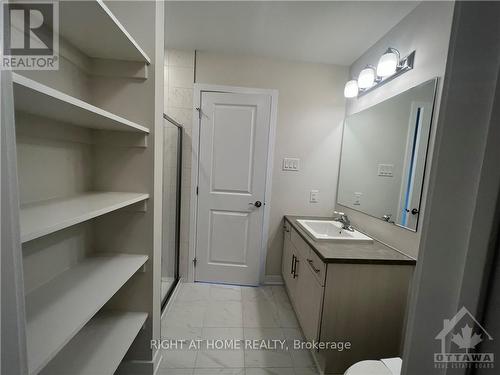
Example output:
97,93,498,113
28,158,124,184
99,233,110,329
158,283,319,375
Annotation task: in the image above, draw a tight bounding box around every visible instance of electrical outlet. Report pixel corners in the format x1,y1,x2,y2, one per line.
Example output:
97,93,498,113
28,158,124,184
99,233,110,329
283,158,300,171
310,190,319,203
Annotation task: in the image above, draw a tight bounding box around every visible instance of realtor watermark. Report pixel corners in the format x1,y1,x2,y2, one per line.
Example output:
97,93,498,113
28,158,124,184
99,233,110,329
434,307,494,369
151,339,351,352
1,1,59,70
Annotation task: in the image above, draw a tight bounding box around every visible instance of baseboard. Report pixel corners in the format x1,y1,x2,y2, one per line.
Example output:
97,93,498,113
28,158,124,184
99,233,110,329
263,274,284,285
116,348,162,375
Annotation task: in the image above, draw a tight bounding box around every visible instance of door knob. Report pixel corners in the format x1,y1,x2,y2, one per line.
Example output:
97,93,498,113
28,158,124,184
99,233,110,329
249,201,262,208
411,208,419,215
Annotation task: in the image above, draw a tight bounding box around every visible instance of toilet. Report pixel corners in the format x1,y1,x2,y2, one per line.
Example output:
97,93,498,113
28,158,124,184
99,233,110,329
344,357,402,375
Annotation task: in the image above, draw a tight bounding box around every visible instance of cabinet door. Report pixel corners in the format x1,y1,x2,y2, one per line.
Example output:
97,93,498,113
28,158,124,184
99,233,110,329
295,259,324,342
282,234,298,302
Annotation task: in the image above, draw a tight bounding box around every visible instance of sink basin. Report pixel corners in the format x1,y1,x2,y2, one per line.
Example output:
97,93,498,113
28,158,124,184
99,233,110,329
296,219,373,243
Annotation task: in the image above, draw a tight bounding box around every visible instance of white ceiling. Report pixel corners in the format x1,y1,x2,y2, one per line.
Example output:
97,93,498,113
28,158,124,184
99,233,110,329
165,1,420,66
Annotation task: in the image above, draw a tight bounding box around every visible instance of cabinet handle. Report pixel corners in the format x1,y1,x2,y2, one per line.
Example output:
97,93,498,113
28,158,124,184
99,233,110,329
307,259,321,274
291,255,295,274
293,258,299,279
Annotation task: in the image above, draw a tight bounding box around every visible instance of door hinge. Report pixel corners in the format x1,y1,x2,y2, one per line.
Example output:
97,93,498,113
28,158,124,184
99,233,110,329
196,186,199,195
196,107,202,119
193,257,197,267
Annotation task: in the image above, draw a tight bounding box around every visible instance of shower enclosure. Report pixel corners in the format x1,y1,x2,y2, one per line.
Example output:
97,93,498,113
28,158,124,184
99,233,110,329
161,114,182,309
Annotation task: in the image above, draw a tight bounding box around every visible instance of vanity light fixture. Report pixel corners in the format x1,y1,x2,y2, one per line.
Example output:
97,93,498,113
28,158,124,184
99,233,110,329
344,79,359,98
377,48,400,77
358,66,377,89
343,47,416,98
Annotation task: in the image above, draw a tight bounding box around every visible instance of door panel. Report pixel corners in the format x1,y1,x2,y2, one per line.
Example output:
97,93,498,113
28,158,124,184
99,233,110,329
282,233,298,303
209,210,249,265
196,91,271,286
212,105,256,193
295,262,324,342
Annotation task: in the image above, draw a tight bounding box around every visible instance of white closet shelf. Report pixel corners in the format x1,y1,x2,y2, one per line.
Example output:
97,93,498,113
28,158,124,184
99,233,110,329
40,311,148,375
20,192,150,243
13,74,150,134
59,0,151,64
26,254,148,375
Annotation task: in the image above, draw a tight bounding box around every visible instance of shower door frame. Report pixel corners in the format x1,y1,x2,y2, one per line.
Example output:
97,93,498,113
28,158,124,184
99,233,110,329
161,113,183,310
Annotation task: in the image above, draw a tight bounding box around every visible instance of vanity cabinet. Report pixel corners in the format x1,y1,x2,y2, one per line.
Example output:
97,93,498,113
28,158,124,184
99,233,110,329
282,218,415,375
282,221,324,342
282,221,298,301
294,255,324,342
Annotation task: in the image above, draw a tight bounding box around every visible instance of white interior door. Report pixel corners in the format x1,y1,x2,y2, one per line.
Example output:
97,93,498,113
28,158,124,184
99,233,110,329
195,91,271,286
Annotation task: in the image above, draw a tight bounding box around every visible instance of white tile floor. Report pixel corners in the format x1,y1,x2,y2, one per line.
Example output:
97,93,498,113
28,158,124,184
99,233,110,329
159,283,319,375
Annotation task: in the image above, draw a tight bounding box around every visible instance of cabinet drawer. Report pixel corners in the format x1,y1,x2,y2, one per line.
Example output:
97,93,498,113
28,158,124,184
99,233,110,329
305,247,326,286
290,227,310,260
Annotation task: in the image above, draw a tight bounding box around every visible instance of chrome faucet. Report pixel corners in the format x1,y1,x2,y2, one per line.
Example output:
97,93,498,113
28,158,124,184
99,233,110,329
333,211,354,231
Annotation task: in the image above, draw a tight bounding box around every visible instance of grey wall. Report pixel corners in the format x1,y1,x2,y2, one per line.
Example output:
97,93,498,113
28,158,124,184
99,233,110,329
195,52,348,277
402,3,500,374
338,1,454,258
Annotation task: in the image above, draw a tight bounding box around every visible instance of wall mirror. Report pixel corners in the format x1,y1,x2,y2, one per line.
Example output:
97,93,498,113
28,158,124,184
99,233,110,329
337,78,438,231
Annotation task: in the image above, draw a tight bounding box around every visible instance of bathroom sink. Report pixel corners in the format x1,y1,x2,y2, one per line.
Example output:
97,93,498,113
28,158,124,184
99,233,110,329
296,219,373,243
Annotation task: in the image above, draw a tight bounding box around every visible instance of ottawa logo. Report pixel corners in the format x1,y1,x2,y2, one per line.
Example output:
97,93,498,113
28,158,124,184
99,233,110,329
434,307,494,369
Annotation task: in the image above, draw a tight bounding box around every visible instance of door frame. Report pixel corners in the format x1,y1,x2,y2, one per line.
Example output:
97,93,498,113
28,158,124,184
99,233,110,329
187,83,278,284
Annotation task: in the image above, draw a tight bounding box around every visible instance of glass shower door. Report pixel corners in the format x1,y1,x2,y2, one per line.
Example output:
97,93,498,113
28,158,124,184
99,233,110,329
161,114,182,309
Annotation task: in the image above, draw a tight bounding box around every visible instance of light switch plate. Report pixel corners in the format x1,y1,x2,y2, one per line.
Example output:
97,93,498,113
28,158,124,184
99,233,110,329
283,158,300,171
378,164,394,177
353,192,362,206
310,190,319,203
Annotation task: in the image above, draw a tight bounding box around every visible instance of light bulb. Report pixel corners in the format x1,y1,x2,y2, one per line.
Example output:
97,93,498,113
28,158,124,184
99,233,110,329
358,67,376,89
344,80,358,98
377,49,399,77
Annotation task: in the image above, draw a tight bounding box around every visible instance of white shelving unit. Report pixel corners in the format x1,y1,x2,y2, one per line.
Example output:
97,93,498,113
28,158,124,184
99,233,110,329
20,192,149,243
13,74,150,133
26,254,148,374
40,311,148,375
59,0,151,64
4,2,162,374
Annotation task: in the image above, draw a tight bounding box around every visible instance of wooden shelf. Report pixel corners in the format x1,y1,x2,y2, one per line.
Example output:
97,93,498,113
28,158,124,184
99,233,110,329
59,0,150,64
40,311,148,375
26,254,148,375
13,74,150,133
20,192,149,243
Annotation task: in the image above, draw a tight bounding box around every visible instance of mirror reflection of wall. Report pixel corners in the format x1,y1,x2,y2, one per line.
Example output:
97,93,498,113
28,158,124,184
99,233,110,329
337,78,437,231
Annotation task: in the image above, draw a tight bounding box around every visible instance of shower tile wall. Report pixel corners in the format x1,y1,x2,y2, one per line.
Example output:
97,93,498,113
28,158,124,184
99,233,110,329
164,49,195,278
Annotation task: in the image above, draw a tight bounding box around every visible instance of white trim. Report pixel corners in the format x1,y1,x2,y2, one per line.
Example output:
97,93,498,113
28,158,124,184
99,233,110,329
263,275,284,285
188,83,278,285
1,66,29,375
